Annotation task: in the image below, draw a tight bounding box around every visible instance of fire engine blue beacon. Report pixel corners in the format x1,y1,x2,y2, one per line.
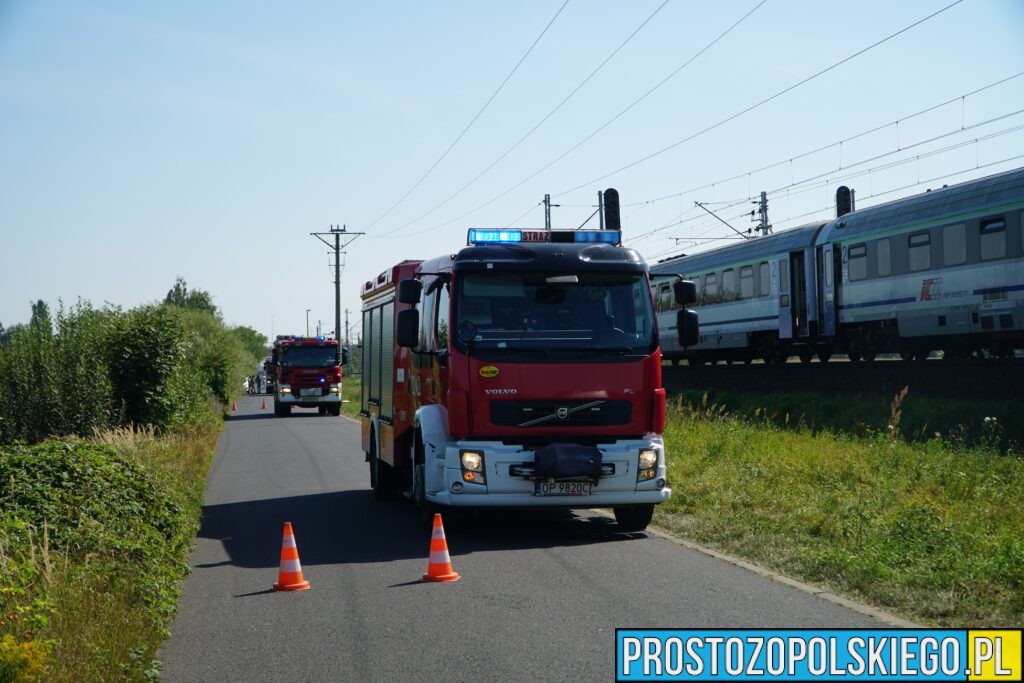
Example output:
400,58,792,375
466,228,623,245
616,629,1023,682
467,228,522,244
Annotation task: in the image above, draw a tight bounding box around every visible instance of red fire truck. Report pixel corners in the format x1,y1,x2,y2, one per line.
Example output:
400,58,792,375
359,195,697,529
271,335,346,417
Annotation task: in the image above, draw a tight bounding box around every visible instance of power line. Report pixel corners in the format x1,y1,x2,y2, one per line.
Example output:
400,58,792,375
372,0,672,238
363,0,571,232
554,0,965,197
623,103,1024,246
622,71,1024,210
378,0,767,239
650,154,1024,262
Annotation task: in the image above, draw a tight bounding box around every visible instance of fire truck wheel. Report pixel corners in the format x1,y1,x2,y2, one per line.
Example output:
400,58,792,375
413,463,436,527
274,403,291,417
371,451,397,500
328,404,341,417
613,504,654,532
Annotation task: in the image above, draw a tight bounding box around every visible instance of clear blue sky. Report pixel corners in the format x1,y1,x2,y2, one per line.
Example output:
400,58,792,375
2,1,1023,343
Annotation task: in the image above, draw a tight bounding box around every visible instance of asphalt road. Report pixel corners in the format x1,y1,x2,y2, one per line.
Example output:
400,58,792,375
160,395,886,682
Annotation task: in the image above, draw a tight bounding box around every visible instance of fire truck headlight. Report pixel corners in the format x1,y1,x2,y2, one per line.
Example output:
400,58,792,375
329,384,341,394
460,450,484,472
460,450,486,484
638,449,657,470
279,385,291,394
637,449,657,482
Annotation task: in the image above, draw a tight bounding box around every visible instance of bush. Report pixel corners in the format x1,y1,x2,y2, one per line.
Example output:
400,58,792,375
0,435,208,680
0,298,260,443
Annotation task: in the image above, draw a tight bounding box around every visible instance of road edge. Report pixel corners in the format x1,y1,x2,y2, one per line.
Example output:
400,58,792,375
600,511,920,628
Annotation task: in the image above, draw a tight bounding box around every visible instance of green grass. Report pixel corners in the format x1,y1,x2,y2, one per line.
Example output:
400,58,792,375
671,388,1024,453
0,424,217,681
341,374,362,419
659,394,1024,626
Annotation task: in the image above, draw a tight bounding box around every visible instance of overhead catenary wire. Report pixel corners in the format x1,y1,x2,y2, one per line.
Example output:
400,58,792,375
373,0,672,238
646,154,1024,263
618,71,1024,210
377,0,768,240
553,0,965,198
363,0,570,232
624,109,1024,246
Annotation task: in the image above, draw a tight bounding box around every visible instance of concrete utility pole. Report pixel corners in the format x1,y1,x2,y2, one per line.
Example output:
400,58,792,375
311,224,364,343
598,191,605,230
306,309,311,337
344,309,350,349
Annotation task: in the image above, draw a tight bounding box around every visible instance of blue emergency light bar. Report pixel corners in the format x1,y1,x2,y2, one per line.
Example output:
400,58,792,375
467,228,621,246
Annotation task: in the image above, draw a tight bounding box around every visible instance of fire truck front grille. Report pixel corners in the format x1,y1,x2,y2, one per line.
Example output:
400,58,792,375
490,400,631,427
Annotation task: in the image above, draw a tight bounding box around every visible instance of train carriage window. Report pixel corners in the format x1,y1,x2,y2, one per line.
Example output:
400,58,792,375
704,273,717,303
877,238,892,276
980,218,1006,261
943,223,966,266
687,275,702,307
908,232,931,272
722,269,736,295
740,266,754,299
848,244,868,281
658,283,673,312
759,262,769,297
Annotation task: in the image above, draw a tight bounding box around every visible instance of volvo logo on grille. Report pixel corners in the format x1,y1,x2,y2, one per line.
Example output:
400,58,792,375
556,406,569,420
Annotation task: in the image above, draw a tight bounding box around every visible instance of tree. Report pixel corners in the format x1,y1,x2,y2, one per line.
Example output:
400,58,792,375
30,300,51,333
231,326,269,364
164,277,219,318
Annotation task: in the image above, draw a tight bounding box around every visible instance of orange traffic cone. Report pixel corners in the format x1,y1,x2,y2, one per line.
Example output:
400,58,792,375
261,398,267,410
273,521,311,591
422,513,460,582
231,399,238,411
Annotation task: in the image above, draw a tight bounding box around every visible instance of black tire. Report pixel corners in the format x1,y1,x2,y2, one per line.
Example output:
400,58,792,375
371,437,397,501
328,404,341,417
413,461,436,528
274,403,291,417
613,504,654,532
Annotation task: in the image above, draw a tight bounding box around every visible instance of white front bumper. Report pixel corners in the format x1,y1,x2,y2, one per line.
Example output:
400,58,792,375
424,436,671,508
277,391,341,405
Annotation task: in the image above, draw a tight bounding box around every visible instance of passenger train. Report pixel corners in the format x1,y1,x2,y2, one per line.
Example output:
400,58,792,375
650,166,1024,363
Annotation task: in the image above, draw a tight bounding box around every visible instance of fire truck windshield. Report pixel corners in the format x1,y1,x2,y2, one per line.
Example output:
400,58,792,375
454,271,656,359
279,346,338,368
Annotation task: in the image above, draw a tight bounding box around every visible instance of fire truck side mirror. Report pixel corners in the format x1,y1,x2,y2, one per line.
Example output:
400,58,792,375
673,279,697,306
340,347,350,365
398,279,422,304
677,309,699,348
396,309,420,348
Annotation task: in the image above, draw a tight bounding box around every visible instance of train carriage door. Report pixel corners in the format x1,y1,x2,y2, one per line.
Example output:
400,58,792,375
790,252,808,337
818,244,839,336
777,258,793,339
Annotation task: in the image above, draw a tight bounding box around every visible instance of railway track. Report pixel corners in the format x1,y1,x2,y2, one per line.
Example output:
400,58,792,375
661,357,1024,400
